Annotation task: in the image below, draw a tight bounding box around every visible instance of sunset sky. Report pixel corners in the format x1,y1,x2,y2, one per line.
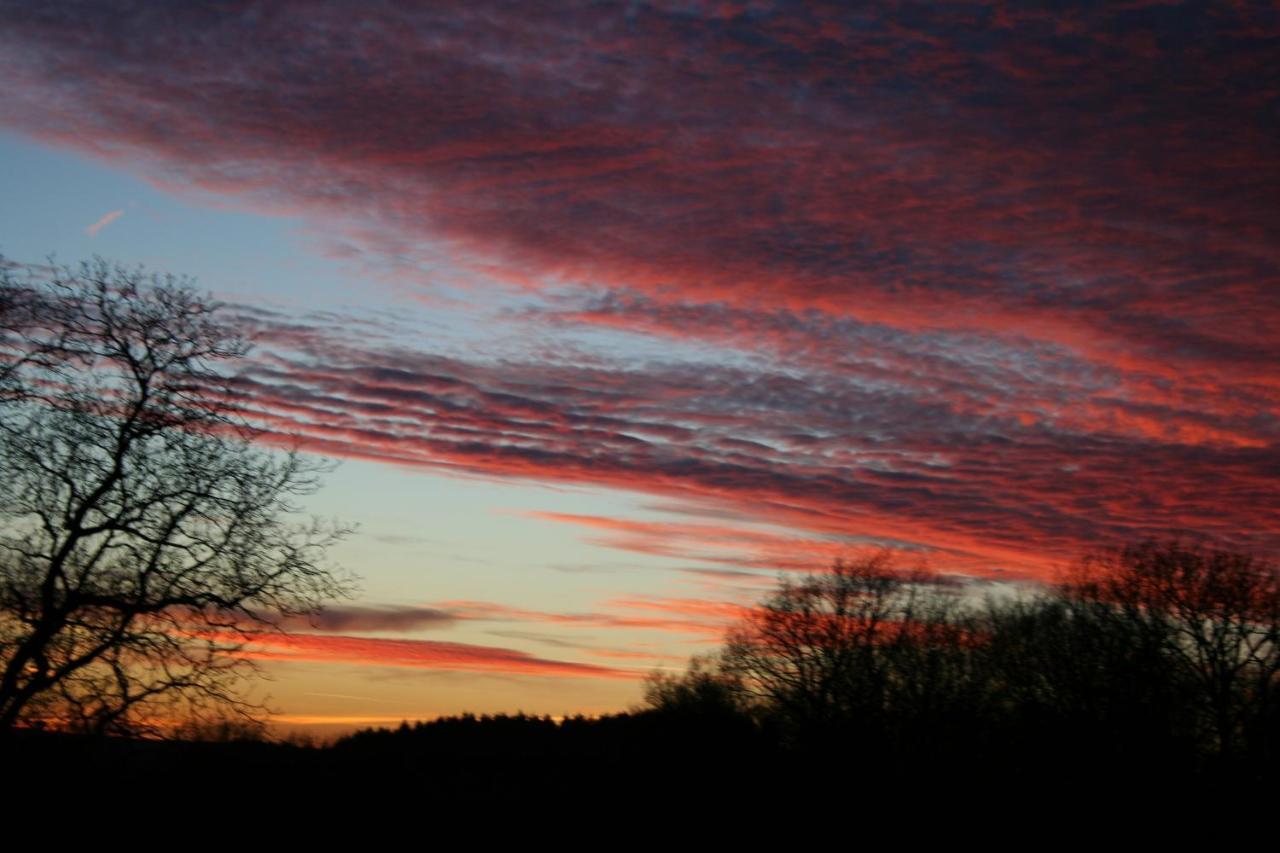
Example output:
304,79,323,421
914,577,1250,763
1,1,1276,732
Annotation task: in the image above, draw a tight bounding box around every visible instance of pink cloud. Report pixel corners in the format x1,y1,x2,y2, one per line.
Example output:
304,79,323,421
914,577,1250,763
2,3,1276,577
84,209,123,237
238,630,638,679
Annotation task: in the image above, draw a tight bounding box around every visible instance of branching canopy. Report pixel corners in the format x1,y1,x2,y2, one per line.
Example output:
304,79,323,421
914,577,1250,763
0,258,353,736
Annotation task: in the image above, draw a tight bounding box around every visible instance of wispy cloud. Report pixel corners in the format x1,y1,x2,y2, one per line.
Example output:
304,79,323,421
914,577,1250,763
239,630,638,679
84,208,123,237
3,3,1274,371
280,604,457,633
217,320,1280,575
3,2,1276,577
440,599,733,638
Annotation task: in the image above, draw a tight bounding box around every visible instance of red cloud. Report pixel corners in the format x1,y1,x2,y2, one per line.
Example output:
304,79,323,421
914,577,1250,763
236,630,637,679
2,2,1275,374
439,599,730,638
210,328,1280,577
2,3,1277,578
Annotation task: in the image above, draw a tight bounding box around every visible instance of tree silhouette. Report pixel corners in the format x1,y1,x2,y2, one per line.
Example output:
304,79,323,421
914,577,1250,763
1064,540,1280,762
718,553,966,749
639,653,747,720
0,258,353,737
652,542,1280,781
976,590,1191,773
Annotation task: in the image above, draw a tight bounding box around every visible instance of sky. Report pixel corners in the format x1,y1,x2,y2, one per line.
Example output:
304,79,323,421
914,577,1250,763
1,1,1277,733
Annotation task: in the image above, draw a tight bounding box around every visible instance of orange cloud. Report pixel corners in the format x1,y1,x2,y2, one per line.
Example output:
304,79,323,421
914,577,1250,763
236,630,639,680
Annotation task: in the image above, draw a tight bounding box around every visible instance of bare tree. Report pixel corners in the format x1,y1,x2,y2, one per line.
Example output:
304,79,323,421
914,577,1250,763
639,654,747,719
1064,540,1280,760
719,553,966,740
0,257,353,737
0,258,73,403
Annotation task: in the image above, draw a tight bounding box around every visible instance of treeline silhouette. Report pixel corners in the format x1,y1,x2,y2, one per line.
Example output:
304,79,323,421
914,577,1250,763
9,540,1280,804
637,541,1280,790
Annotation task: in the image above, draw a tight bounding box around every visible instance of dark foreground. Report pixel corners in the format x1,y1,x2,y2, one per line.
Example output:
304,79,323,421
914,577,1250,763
9,710,1277,811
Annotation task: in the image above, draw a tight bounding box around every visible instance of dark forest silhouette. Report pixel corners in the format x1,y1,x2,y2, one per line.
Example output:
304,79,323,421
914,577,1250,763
11,540,1280,804
639,541,1280,784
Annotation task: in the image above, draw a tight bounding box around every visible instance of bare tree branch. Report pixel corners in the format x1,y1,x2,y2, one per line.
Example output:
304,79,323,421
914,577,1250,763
0,256,356,738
